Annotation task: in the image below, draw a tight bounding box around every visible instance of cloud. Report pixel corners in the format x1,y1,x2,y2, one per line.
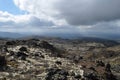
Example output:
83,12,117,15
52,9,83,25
1,0,120,39
13,0,67,26
56,0,120,25
0,11,83,35
13,0,58,17
0,11,54,27
0,20,15,26
13,0,120,25
0,10,120,36
27,16,54,27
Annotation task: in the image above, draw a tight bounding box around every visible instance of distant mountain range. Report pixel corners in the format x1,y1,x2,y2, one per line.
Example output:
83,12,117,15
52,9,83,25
0,32,25,39
0,32,120,41
73,37,119,46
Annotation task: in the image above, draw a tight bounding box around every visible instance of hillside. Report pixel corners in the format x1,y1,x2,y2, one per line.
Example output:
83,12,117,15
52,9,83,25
0,38,119,80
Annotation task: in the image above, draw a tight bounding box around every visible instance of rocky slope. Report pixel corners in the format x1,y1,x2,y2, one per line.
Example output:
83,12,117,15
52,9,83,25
0,38,119,80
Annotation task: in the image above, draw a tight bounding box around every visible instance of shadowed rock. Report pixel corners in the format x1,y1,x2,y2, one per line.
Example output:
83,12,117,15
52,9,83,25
16,52,28,60
39,41,63,57
84,71,98,80
55,61,62,65
105,63,111,72
0,56,7,70
19,47,28,52
46,68,68,80
39,41,55,51
6,41,16,45
96,60,105,67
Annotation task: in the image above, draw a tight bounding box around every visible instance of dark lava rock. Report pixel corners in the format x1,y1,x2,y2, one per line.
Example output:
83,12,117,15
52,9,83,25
46,68,68,80
102,50,119,58
105,63,111,72
34,52,40,57
34,52,45,58
55,61,62,65
39,41,63,57
14,40,27,45
2,46,8,52
26,40,39,47
16,52,28,60
74,74,82,79
104,72,117,80
19,47,28,52
39,41,55,51
40,55,45,58
9,51,15,56
73,55,83,63
84,71,98,80
0,56,7,70
34,52,42,56
6,41,16,45
88,67,96,71
96,60,105,67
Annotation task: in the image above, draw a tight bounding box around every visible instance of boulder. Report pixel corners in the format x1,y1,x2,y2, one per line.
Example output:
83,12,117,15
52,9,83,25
39,41,55,52
104,72,117,80
9,51,15,56
96,60,105,67
105,63,111,72
83,70,98,80
55,61,62,65
6,41,16,45
0,56,7,70
2,46,8,52
19,47,28,52
46,68,68,80
34,52,45,58
16,52,28,60
74,74,82,79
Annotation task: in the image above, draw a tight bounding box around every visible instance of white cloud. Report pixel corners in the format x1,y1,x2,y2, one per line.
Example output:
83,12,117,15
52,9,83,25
13,0,120,25
0,11,55,33
0,11,78,35
0,0,120,38
14,0,58,16
13,0,67,26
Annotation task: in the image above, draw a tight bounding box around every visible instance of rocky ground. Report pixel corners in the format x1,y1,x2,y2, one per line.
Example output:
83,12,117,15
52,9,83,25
0,38,119,80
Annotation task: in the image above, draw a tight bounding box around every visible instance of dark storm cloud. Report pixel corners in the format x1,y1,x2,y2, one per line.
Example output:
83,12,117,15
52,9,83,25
56,0,120,25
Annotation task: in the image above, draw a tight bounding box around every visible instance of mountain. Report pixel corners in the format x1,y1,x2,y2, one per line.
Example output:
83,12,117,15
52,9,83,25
0,31,120,42
0,32,26,38
73,37,119,47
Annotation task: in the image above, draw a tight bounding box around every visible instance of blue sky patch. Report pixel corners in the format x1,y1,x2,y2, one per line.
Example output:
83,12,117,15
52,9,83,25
0,0,26,15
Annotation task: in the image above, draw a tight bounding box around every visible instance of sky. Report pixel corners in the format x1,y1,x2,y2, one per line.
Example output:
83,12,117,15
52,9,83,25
0,0,120,38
